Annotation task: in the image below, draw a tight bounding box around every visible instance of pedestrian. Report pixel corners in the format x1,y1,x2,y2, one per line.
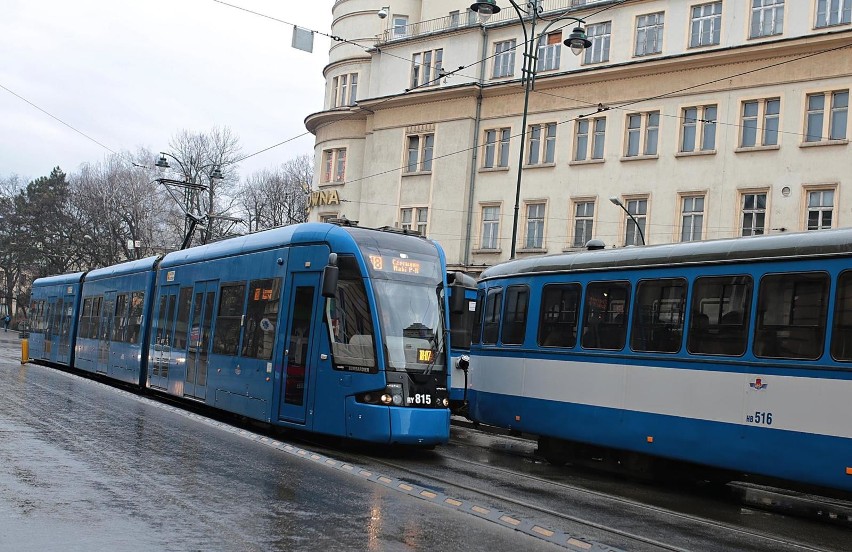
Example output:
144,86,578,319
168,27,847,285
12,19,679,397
2,314,9,332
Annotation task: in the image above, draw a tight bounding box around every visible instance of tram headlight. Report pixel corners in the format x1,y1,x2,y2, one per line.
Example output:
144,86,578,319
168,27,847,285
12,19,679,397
385,383,404,406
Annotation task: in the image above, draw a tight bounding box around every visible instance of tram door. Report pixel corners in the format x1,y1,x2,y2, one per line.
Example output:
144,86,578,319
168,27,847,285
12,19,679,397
278,272,321,423
41,298,55,360
96,291,116,374
151,286,178,389
185,281,217,401
58,298,72,360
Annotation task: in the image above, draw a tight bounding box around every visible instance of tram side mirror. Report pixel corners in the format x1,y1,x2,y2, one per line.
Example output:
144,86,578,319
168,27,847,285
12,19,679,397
450,272,467,314
322,253,339,298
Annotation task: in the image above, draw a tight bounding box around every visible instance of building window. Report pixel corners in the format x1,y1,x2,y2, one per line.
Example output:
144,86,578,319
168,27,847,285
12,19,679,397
681,195,704,241
741,192,767,236
681,105,717,152
583,22,611,64
331,73,358,107
807,189,835,230
393,15,409,38
623,198,648,246
635,12,664,56
573,200,595,247
321,148,346,183
411,49,443,88
625,111,660,157
805,90,848,142
527,123,557,165
493,40,516,78
537,32,562,71
483,128,511,168
405,134,434,173
525,203,546,249
481,205,500,249
690,2,722,47
750,0,784,38
574,117,606,160
319,214,338,223
816,0,851,27
400,207,429,234
449,10,460,27
740,98,780,147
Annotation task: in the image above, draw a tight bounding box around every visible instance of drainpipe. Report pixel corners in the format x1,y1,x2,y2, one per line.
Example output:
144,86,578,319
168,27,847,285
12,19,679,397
463,24,489,268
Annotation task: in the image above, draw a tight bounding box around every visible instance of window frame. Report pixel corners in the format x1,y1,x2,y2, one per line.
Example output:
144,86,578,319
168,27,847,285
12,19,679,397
804,90,849,143
583,21,611,65
480,204,501,250
492,40,516,78
573,116,606,161
804,186,836,231
524,202,547,249
754,271,829,360
815,0,852,28
405,133,435,173
635,12,664,56
411,48,443,89
739,98,781,148
680,104,717,152
321,148,347,184
572,199,596,248
538,283,581,348
526,122,557,165
630,278,687,353
740,190,768,236
680,194,705,242
689,1,723,48
501,285,530,345
750,0,784,38
483,127,511,169
624,111,660,157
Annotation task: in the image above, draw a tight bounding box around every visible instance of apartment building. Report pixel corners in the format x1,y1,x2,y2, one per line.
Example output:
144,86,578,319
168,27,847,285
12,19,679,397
305,0,852,272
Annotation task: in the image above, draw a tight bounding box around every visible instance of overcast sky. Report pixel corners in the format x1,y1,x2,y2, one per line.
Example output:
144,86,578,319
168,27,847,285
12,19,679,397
0,0,333,182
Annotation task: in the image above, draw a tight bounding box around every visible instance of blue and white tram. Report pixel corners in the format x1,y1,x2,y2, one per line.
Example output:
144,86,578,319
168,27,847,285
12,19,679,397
446,271,478,413
29,223,452,446
467,229,852,492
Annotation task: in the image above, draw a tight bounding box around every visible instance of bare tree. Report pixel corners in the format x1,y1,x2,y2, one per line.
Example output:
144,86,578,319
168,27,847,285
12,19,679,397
237,154,312,232
0,174,27,319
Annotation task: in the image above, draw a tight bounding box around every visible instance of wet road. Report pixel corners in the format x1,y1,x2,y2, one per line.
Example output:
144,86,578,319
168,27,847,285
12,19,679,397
0,333,562,552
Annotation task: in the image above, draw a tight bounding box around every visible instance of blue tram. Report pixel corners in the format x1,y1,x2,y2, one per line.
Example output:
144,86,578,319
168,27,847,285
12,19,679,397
446,271,478,413
27,272,84,366
467,229,852,493
29,223,453,446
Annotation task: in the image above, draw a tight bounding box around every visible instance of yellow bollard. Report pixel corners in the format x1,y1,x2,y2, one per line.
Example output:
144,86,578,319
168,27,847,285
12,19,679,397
20,336,28,364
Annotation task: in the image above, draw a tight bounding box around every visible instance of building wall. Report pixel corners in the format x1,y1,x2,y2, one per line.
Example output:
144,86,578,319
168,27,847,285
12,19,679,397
308,0,852,272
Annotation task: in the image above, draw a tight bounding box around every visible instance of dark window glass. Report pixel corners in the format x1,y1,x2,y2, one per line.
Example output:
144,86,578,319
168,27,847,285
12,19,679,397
501,285,529,345
155,294,168,345
213,283,246,356
538,284,580,348
832,271,852,361
755,273,829,360
91,296,103,339
80,298,92,339
242,278,282,360
52,298,63,338
582,282,630,350
174,288,193,350
450,292,477,351
688,276,752,355
285,286,315,406
472,290,485,344
326,255,376,371
126,292,145,344
482,288,503,345
112,294,128,342
631,279,686,353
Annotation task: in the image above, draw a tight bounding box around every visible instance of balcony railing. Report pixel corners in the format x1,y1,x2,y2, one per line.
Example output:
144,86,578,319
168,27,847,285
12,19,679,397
377,0,609,44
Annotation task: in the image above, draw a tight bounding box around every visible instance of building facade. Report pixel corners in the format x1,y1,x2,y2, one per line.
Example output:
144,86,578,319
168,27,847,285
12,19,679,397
306,0,852,272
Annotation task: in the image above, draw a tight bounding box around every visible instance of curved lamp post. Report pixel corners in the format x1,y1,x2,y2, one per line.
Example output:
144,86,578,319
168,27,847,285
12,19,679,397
471,0,591,259
609,196,646,246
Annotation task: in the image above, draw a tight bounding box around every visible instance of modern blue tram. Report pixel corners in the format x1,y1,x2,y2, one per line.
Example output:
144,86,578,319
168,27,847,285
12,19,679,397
446,271,478,413
467,229,852,493
29,222,455,446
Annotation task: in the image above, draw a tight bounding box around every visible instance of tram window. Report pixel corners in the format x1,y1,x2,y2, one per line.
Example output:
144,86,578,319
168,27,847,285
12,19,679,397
126,292,145,344
538,284,580,348
173,287,193,350
112,294,128,342
450,294,477,351
326,255,376,371
582,282,630,350
831,271,852,361
688,276,752,356
501,285,529,345
80,298,92,338
755,273,828,360
91,296,103,339
242,278,282,360
482,288,503,345
213,283,246,355
472,290,485,344
52,299,63,336
631,279,686,353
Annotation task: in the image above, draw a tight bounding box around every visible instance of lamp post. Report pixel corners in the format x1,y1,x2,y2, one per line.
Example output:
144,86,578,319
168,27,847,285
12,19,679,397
609,196,646,246
470,0,591,259
155,152,224,249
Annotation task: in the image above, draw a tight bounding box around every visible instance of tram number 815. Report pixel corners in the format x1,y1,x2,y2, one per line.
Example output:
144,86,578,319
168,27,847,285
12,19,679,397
409,394,433,405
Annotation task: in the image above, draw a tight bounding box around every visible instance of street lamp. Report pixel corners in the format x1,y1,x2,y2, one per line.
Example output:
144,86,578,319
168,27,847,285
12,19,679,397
609,196,646,246
470,1,591,259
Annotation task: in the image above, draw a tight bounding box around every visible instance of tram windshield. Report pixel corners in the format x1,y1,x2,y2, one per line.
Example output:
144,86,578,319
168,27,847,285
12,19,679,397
374,280,445,372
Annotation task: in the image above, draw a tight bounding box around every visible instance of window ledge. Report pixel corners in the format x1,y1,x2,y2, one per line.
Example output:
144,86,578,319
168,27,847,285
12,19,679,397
569,158,605,166
620,154,659,162
479,166,511,173
516,247,547,254
472,248,502,254
319,181,345,187
521,162,556,169
799,139,848,148
734,144,780,153
675,149,716,158
401,170,432,177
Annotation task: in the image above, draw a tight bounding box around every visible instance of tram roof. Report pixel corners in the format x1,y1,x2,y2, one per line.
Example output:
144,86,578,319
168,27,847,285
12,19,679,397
85,255,161,281
32,272,86,287
480,227,852,281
